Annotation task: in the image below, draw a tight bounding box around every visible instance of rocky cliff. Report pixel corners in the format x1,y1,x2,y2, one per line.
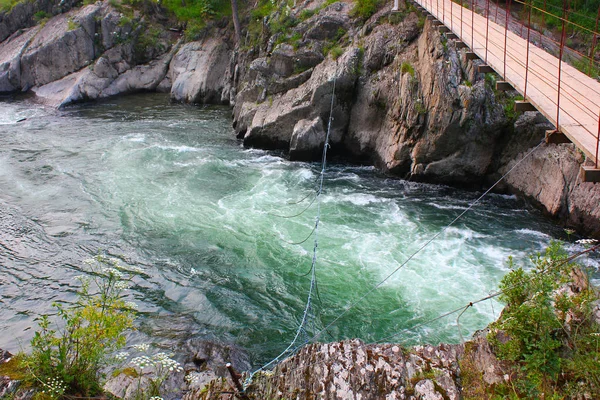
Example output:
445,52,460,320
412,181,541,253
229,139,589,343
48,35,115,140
0,1,599,227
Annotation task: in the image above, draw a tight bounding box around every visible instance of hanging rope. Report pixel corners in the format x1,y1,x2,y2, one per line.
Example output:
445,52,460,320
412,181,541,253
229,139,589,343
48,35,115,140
243,71,338,389
281,139,546,357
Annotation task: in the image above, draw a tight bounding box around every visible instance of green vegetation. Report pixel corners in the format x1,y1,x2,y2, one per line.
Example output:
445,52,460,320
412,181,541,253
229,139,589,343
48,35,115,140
400,61,415,77
0,0,19,12
485,242,600,399
330,45,344,60
19,256,137,398
33,11,50,22
350,0,383,20
67,18,78,31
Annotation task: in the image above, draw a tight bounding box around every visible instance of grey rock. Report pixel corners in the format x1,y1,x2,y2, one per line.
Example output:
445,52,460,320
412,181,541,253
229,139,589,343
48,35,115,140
270,43,296,77
169,39,232,104
0,27,38,93
0,0,80,43
289,117,325,160
20,4,102,89
414,379,444,400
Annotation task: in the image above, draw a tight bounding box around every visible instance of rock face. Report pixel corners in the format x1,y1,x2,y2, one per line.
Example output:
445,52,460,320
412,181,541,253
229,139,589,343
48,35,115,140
103,339,250,400
0,0,80,43
246,340,464,399
228,0,600,236
0,1,599,233
0,1,234,107
168,39,234,104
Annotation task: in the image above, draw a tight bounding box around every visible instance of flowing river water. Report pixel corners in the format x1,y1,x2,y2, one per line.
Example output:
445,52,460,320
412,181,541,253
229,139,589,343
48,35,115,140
0,93,595,366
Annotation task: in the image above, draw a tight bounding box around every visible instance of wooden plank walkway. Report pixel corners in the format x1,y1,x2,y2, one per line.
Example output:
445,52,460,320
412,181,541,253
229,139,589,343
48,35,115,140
412,0,600,166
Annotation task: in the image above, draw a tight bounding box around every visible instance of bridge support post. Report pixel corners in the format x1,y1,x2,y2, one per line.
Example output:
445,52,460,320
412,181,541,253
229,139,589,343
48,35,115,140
477,65,495,73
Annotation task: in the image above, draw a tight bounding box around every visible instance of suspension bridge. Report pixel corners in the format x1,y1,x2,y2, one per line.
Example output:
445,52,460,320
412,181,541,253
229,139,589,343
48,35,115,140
394,0,600,182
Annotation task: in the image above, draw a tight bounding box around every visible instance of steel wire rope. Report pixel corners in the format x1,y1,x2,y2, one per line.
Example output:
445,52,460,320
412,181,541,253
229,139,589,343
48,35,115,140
375,242,600,344
267,194,318,218
425,1,576,127
437,0,600,85
477,11,600,103
243,71,338,389
278,139,547,358
445,7,600,131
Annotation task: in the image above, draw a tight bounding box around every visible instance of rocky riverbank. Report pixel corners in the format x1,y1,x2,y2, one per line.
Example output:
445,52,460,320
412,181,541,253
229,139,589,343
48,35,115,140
1,0,598,237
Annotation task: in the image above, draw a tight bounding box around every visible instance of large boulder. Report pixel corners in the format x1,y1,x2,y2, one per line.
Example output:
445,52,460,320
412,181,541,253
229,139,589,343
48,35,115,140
168,39,233,104
0,0,80,43
19,4,103,89
0,27,38,93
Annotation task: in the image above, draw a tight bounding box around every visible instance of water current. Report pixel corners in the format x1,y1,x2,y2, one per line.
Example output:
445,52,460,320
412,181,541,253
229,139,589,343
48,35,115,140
0,93,595,366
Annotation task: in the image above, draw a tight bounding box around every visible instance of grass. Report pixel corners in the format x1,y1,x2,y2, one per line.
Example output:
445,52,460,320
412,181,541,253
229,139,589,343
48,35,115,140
67,18,78,31
330,45,344,59
350,0,383,20
0,0,20,12
401,61,415,77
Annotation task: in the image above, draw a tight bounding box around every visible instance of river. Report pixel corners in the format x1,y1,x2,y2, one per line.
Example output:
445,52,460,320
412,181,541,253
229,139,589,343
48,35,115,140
0,93,593,366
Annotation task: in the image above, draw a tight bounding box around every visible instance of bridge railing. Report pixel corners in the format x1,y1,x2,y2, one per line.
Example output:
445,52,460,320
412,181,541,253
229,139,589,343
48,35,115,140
409,0,600,169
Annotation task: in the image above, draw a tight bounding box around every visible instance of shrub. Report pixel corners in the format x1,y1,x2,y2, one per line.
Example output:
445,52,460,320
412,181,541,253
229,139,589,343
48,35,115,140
330,45,344,60
350,0,383,20
0,0,20,12
67,18,78,31
489,241,600,398
33,10,50,22
21,256,138,397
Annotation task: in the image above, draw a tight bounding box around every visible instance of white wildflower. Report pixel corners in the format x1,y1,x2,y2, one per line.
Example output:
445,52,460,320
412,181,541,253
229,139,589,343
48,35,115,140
132,343,150,352
185,373,200,384
101,267,123,278
124,301,138,310
115,351,129,361
130,355,153,369
115,281,130,290
576,238,598,245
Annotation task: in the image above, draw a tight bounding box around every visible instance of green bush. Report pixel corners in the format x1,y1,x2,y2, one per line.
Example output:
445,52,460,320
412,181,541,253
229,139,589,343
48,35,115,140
21,256,137,397
0,0,20,12
400,61,415,77
33,10,50,22
489,242,600,398
350,0,383,20
330,45,344,60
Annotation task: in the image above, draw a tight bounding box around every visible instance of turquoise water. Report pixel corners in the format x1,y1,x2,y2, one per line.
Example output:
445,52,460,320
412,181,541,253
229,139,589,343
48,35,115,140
0,93,589,366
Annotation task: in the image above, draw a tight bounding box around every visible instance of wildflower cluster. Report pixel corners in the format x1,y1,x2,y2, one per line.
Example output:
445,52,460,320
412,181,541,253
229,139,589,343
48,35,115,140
153,352,184,373
40,376,67,398
576,238,599,246
132,343,150,352
119,345,184,398
185,372,201,385
128,352,183,373
21,255,141,396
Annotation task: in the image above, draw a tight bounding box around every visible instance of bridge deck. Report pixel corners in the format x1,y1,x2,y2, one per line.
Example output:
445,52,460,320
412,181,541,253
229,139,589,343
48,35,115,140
413,0,600,165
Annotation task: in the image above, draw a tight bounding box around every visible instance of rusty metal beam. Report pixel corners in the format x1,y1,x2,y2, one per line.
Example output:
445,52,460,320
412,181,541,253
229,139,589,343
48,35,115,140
545,130,572,144
514,101,537,112
477,65,495,73
581,166,600,183
495,81,513,91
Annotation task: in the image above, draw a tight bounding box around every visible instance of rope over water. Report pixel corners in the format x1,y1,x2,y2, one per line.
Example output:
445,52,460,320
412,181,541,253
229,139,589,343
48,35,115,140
243,70,339,389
